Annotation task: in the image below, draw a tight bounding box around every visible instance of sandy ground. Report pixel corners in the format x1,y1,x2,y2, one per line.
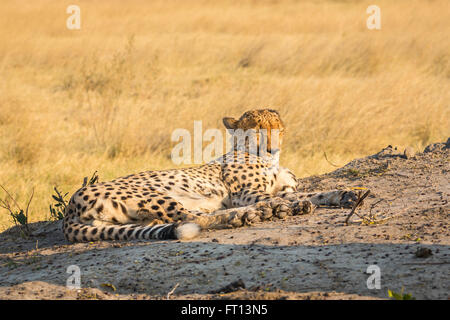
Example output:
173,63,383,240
0,139,448,300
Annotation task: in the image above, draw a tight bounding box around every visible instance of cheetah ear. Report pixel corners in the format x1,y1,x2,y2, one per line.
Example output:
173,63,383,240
222,117,238,130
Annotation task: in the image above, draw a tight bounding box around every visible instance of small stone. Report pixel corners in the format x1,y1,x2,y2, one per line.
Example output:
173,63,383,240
403,147,415,159
415,247,432,258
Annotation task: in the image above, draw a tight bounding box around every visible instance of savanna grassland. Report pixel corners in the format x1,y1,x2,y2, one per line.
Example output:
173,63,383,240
0,0,449,230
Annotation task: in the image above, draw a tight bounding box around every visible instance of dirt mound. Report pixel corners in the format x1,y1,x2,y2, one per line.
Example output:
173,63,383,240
0,140,448,300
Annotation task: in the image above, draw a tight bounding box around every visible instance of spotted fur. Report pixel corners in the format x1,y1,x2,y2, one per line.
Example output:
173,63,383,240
63,109,358,242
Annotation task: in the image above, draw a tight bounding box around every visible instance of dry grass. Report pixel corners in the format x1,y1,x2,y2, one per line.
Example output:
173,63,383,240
0,0,449,230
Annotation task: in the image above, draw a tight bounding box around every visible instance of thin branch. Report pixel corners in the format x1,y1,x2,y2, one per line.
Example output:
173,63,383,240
25,188,34,217
166,282,180,300
23,188,34,233
0,183,22,211
345,190,371,225
323,151,341,168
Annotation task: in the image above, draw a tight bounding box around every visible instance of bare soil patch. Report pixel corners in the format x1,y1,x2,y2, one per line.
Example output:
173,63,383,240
0,139,448,300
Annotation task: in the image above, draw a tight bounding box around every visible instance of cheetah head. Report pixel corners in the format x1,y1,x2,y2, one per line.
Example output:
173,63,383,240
223,108,285,155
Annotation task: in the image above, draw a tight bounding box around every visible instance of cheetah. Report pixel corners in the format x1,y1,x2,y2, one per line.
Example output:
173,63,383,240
63,109,358,242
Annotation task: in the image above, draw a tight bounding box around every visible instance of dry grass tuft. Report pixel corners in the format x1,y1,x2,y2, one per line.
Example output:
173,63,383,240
0,0,449,229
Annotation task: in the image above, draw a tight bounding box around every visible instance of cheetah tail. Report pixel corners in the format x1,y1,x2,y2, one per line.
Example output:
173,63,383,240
175,222,201,240
63,218,200,243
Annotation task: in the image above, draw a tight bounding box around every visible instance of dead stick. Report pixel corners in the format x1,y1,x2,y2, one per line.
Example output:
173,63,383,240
166,282,180,300
323,151,340,168
345,189,371,225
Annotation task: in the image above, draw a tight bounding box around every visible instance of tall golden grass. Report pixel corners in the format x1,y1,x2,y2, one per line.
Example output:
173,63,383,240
0,0,449,230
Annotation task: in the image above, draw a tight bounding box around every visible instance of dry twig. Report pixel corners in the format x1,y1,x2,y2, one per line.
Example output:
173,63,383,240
166,282,180,300
345,189,371,225
323,151,341,168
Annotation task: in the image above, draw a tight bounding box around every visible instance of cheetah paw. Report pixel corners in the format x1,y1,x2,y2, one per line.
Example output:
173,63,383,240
292,200,316,215
258,198,293,220
227,208,261,228
255,201,274,220
272,203,291,219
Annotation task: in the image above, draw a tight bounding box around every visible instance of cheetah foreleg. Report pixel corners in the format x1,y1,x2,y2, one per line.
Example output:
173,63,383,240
190,206,262,229
190,196,316,231
278,190,359,208
307,190,358,208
